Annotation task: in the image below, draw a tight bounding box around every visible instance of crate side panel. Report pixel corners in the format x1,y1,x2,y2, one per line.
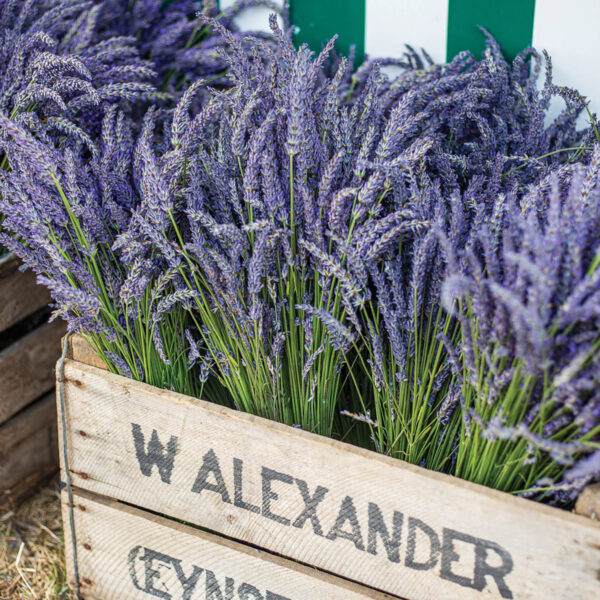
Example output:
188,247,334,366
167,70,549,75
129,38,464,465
59,360,600,600
62,488,393,600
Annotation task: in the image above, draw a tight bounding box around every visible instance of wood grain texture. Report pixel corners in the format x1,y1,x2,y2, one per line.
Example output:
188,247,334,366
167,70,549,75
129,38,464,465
0,253,49,333
0,318,65,423
62,488,392,600
0,392,58,510
58,356,600,600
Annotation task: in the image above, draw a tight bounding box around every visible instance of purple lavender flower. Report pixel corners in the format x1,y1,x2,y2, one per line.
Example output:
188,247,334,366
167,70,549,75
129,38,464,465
442,151,600,501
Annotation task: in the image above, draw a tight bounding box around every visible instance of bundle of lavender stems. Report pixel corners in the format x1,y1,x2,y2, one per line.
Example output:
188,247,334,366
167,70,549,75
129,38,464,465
0,0,599,506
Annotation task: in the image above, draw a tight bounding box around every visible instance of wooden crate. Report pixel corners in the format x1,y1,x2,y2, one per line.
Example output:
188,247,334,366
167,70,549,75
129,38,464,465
0,252,64,510
0,252,49,332
58,336,600,600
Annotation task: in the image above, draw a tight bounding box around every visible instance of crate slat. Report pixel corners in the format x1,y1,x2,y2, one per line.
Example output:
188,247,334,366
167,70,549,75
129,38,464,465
0,392,58,511
58,350,600,600
62,488,392,600
0,318,65,423
0,253,49,333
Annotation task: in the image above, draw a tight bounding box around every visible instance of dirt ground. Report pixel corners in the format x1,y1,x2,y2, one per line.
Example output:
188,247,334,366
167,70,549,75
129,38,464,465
0,484,71,599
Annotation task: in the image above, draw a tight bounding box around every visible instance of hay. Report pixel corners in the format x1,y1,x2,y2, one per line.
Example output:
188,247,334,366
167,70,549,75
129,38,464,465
0,484,71,599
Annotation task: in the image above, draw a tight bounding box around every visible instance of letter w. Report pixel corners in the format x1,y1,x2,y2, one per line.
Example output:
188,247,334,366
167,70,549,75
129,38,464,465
131,423,179,484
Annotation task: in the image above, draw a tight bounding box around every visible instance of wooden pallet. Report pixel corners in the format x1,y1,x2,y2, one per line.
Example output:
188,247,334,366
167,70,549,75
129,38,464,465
0,252,49,332
58,336,600,600
0,393,58,510
0,253,64,510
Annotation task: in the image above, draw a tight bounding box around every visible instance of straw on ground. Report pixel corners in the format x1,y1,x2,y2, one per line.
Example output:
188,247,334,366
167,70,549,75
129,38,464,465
0,484,70,599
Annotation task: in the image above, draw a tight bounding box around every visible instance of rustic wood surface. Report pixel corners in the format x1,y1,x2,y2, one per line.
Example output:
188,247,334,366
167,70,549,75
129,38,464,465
0,318,65,424
58,347,600,600
0,392,58,511
0,253,49,333
62,488,393,600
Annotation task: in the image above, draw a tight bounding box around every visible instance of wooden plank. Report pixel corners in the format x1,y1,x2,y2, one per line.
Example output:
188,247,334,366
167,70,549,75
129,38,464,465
61,488,392,600
0,318,65,424
0,253,49,332
0,392,58,511
58,356,600,600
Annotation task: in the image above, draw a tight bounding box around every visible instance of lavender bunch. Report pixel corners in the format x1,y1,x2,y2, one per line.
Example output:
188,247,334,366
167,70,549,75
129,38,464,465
345,31,597,195
93,0,287,94
345,172,463,468
0,0,165,131
0,1,286,398
442,150,600,501
337,35,600,483
118,17,437,435
0,98,209,399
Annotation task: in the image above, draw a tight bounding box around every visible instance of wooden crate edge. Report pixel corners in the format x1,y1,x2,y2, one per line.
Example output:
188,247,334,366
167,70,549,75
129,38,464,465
58,338,600,599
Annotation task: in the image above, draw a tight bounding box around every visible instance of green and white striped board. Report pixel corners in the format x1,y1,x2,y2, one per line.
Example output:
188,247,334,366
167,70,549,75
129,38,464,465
219,0,285,33
221,0,600,114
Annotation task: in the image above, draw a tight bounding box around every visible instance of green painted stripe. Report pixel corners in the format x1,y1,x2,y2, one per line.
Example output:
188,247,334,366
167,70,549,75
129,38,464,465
446,0,536,62
290,0,366,63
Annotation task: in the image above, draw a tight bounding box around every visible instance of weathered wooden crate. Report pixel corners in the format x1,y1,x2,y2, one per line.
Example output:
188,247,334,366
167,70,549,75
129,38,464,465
0,252,64,510
58,335,600,600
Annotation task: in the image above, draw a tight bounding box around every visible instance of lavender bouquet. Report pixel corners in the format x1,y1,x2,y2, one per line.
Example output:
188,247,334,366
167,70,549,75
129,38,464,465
119,18,436,436
340,36,600,498
0,0,278,395
442,154,600,501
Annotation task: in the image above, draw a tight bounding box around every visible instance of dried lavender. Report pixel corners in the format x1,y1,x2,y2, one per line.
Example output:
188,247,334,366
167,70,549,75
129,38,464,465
442,152,600,502
0,100,210,400
93,0,288,94
0,0,167,134
345,31,596,195
119,18,448,436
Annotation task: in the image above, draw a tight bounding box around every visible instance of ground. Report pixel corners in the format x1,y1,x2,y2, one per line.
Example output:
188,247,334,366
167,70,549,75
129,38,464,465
0,484,71,599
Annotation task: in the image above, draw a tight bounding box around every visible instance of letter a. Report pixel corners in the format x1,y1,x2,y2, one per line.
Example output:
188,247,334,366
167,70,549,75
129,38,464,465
191,448,232,504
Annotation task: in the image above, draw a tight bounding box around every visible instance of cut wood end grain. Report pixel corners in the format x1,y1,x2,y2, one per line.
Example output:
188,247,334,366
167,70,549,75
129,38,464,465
64,334,107,371
575,483,600,520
